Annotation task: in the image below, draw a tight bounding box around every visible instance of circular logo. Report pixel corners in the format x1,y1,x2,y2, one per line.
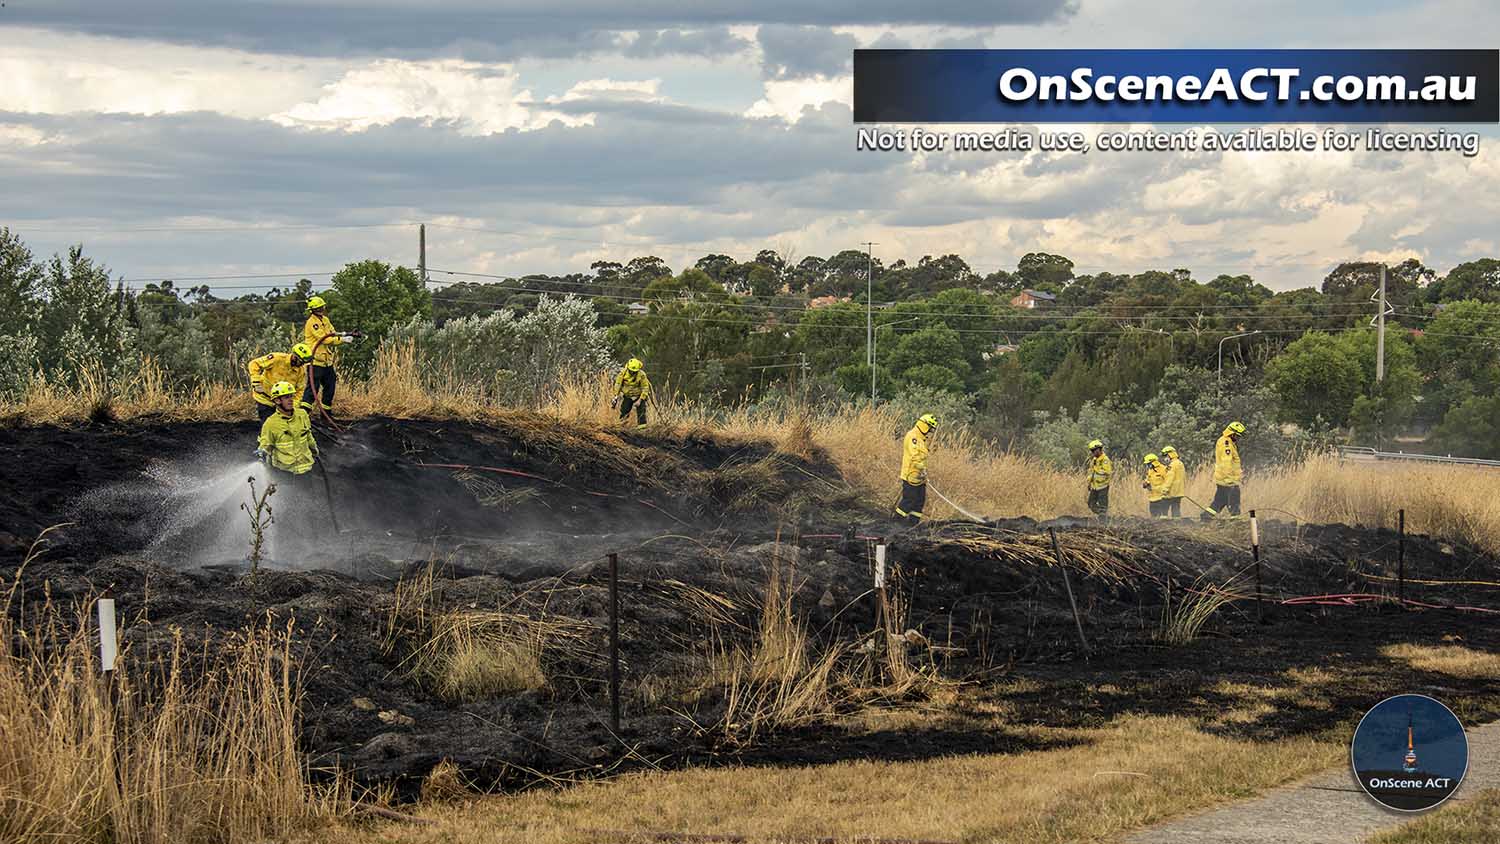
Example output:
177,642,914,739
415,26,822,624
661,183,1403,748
1351,694,1468,812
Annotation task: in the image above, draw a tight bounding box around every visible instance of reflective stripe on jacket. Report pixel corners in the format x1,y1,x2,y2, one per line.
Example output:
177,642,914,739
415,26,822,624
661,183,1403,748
258,407,318,475
1088,454,1113,491
1163,457,1186,498
1213,430,1242,486
900,424,930,485
247,352,307,406
304,314,341,367
614,368,651,399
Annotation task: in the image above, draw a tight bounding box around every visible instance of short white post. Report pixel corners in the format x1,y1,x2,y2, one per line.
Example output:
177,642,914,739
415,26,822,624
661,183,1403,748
874,544,888,589
98,598,118,673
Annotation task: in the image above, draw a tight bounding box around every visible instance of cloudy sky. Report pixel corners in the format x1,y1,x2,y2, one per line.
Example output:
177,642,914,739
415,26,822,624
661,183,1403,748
1,0,1497,292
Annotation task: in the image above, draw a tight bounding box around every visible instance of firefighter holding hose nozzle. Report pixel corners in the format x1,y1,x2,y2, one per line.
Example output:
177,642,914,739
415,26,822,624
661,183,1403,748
302,295,363,420
256,381,319,476
894,414,938,527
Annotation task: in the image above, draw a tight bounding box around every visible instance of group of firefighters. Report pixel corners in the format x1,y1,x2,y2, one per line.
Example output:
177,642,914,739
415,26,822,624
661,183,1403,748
247,295,654,481
245,296,1245,528
895,415,1247,526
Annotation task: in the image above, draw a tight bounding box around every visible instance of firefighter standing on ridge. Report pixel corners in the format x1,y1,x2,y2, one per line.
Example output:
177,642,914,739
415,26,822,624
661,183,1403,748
1142,453,1168,518
248,343,314,422
895,414,938,527
256,381,318,477
611,358,652,427
1160,445,1185,518
1204,421,1246,519
302,295,363,419
1086,439,1112,519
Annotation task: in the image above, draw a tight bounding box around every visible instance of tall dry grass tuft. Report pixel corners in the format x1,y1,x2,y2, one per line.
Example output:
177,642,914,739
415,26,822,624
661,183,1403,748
6,359,247,424
1242,454,1500,555
382,560,589,703
702,545,845,745
1157,574,1246,645
0,537,343,843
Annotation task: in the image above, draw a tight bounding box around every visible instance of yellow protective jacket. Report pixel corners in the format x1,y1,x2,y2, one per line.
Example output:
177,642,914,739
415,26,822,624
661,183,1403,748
1213,429,1242,486
900,424,930,485
1162,457,1186,498
1144,462,1168,502
614,367,652,400
1088,453,1113,491
304,314,342,367
247,352,307,406
258,407,318,475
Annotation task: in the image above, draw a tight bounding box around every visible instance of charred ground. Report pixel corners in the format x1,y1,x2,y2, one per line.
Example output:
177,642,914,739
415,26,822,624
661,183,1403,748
2,416,1498,797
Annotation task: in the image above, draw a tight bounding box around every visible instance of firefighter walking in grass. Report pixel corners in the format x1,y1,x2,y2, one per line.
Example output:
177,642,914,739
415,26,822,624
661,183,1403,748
611,358,652,427
247,343,314,422
256,381,318,476
1086,439,1112,519
302,295,363,419
1160,445,1185,518
895,414,938,527
1204,421,1246,519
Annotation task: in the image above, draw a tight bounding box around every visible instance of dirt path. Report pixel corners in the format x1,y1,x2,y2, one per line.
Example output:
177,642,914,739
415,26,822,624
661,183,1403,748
1127,721,1500,844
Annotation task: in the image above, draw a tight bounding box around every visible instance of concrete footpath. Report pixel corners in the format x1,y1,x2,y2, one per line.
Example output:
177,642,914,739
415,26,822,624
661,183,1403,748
1128,722,1500,844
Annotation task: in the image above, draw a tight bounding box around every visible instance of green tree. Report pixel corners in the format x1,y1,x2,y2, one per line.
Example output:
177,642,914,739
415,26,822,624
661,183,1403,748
1015,252,1074,292
1430,258,1500,304
1431,395,1500,460
325,259,432,376
1265,332,1363,428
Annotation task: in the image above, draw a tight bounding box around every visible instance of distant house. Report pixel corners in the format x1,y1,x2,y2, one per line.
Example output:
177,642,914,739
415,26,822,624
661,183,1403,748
1010,289,1057,309
982,343,1019,361
627,301,650,316
808,295,851,309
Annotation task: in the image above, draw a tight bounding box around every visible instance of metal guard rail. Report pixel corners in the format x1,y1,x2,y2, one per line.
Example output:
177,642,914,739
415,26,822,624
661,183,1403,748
1336,445,1500,468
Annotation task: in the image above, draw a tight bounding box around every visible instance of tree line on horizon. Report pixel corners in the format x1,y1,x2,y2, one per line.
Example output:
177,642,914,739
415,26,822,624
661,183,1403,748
2,226,1498,461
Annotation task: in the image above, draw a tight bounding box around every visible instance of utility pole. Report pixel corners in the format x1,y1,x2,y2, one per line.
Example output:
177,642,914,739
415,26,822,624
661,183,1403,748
1374,264,1387,383
862,241,877,404
419,223,427,283
1369,264,1394,448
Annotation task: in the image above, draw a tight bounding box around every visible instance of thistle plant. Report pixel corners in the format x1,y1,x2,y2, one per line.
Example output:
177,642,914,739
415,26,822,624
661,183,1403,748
241,476,277,573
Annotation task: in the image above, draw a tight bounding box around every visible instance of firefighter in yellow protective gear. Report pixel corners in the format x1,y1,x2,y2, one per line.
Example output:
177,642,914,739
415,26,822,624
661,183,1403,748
1086,439,1112,518
1159,445,1185,518
895,414,937,526
302,295,362,416
612,358,652,427
1204,421,1246,520
247,343,314,422
1142,454,1169,518
255,381,318,476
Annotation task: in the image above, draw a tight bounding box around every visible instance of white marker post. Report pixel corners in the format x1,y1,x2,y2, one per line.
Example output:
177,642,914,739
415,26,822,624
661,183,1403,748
873,543,888,638
97,598,118,673
1249,511,1263,624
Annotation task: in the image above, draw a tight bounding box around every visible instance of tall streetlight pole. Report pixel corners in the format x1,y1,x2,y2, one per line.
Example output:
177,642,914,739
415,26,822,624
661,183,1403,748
873,316,920,402
1218,330,1261,381
862,241,878,404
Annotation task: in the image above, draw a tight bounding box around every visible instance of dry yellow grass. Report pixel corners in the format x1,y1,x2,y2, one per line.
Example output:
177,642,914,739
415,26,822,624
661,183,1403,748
1370,788,1500,844
294,715,1340,844
1380,643,1500,679
0,545,343,843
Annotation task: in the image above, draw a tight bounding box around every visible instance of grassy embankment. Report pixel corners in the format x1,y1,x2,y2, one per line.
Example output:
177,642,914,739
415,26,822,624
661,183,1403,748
7,345,1500,553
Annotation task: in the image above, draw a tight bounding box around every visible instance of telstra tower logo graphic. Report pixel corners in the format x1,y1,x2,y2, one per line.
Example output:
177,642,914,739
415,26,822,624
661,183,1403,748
1403,709,1419,774
1352,694,1468,812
